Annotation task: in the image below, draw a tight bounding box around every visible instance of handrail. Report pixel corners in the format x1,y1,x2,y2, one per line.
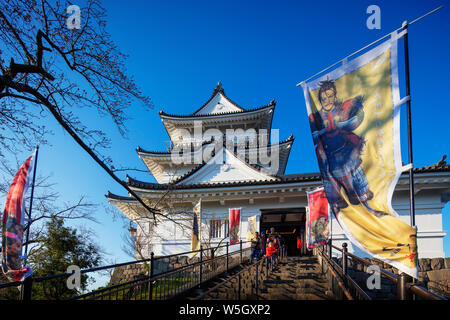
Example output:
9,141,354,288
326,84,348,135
332,244,398,283
193,245,287,300
344,274,372,300
317,247,353,300
408,283,446,301
329,243,447,300
0,240,251,300
193,257,266,300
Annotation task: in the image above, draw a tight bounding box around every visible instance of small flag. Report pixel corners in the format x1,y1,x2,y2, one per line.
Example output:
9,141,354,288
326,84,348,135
190,199,202,257
246,215,257,241
229,208,241,245
1,152,35,282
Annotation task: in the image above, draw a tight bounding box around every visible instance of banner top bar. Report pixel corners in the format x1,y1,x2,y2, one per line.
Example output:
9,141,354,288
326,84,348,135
296,6,443,87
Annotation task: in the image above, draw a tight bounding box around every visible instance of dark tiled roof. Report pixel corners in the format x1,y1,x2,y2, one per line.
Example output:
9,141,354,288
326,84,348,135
159,100,275,119
136,134,294,156
412,155,449,173
124,172,320,191
191,82,246,115
136,137,215,155
162,137,295,185
106,156,449,199
106,191,136,201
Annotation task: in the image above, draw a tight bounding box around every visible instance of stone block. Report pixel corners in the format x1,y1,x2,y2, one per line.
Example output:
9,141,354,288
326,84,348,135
427,269,450,282
431,258,444,270
419,258,431,272
444,258,450,269
418,271,429,283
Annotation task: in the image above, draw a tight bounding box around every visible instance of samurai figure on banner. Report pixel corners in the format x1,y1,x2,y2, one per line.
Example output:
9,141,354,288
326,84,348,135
2,153,36,282
190,199,202,257
229,208,241,245
306,188,330,250
301,31,418,278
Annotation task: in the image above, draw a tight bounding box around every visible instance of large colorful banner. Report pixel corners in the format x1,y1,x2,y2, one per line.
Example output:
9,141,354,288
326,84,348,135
190,199,202,257
229,208,241,245
306,188,330,250
2,153,35,282
301,31,418,278
246,215,257,241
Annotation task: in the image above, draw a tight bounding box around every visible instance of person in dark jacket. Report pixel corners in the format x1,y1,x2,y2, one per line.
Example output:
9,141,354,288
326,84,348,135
249,232,260,263
259,232,266,260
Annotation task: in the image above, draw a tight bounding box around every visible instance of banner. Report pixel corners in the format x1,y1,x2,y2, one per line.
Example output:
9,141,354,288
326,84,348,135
190,199,202,257
246,215,257,241
229,208,241,245
306,188,330,250
1,153,35,282
301,32,418,278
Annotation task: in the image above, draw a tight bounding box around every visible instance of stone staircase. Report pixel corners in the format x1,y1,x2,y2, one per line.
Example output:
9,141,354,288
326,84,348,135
260,256,335,300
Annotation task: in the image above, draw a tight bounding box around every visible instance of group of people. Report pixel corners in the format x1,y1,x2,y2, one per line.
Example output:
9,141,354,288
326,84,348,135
249,227,283,268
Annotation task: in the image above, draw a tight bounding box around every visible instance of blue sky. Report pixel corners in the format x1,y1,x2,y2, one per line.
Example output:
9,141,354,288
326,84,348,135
2,0,450,283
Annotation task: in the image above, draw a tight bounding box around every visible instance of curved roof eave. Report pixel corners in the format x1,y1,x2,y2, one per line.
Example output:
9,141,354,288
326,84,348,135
159,101,276,121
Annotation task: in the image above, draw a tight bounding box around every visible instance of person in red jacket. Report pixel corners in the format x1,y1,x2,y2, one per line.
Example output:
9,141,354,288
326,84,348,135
297,235,303,257
266,241,277,269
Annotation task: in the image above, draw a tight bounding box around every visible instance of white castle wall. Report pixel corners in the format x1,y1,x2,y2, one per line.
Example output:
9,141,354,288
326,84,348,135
136,189,447,259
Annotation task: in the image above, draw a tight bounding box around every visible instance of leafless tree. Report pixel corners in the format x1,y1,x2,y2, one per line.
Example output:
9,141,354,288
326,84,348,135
0,0,162,219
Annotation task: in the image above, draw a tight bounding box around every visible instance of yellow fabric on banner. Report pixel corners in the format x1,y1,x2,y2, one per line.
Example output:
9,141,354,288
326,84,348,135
308,48,417,273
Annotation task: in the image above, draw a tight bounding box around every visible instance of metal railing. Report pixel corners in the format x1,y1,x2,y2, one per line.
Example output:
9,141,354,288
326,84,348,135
192,245,287,300
317,241,447,300
0,241,251,300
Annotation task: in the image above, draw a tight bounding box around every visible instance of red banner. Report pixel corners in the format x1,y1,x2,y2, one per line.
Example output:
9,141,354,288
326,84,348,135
229,208,241,245
306,188,330,250
1,153,34,282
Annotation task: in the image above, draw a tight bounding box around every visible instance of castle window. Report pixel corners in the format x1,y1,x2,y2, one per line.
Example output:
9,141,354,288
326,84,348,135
209,219,229,239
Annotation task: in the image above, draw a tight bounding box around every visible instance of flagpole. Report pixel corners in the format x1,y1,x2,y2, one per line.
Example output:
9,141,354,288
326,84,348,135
402,21,416,228
23,145,39,266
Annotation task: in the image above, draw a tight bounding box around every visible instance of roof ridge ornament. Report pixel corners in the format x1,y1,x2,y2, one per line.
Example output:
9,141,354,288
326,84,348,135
437,155,447,166
213,81,224,95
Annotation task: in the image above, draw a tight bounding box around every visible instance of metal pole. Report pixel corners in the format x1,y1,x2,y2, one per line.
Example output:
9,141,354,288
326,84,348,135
255,262,259,300
342,243,348,277
199,245,203,286
397,273,413,300
402,21,416,227
240,241,243,264
226,242,229,273
328,239,332,260
20,276,33,301
23,145,39,265
148,252,154,300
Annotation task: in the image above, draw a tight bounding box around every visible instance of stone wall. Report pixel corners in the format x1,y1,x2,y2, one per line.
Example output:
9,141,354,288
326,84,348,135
351,257,450,299
417,257,450,298
109,255,194,286
109,263,148,286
